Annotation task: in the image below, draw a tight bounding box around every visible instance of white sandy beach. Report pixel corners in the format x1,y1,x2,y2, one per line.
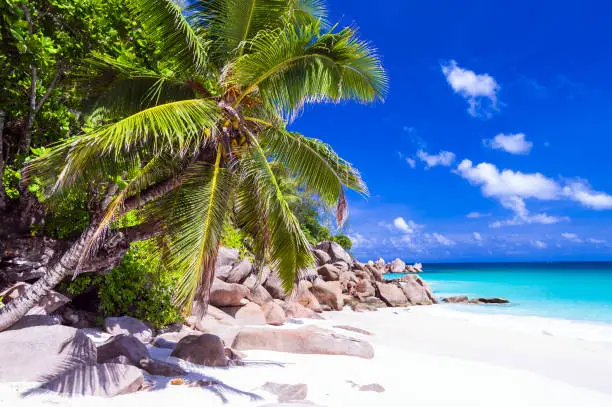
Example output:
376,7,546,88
3,306,612,407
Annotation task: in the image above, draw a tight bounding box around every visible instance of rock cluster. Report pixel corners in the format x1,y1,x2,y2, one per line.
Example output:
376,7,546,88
442,296,509,304
369,257,423,274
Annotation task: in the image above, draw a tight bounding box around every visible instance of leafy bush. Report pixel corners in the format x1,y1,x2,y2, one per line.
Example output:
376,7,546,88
220,222,253,260
332,234,352,251
60,240,182,328
2,165,21,200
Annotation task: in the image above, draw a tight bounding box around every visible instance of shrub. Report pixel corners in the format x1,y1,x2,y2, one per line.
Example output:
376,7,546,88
332,234,352,251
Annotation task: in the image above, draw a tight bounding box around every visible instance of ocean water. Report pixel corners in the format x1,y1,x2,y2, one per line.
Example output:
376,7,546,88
385,262,612,324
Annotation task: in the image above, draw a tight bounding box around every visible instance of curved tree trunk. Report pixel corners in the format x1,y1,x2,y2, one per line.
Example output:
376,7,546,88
0,221,99,331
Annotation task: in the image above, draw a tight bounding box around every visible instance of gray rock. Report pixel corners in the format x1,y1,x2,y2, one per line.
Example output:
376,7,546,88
171,334,229,367
360,383,385,392
441,295,469,304
221,302,267,325
315,241,352,265
0,325,96,382
310,279,344,311
264,270,288,299
389,258,406,273
316,264,340,281
243,274,274,305
225,259,253,284
216,247,239,269
261,301,287,325
97,334,150,365
262,382,308,403
399,274,436,305
355,279,376,298
361,296,388,308
312,249,331,266
374,282,409,307
233,325,374,359
294,280,322,312
209,278,250,307
104,316,153,344
38,363,144,397
139,358,187,377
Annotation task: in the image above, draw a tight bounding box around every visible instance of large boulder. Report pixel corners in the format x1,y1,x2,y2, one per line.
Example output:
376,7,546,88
264,270,288,299
312,249,331,266
170,334,229,367
364,264,383,282
399,275,437,305
374,282,409,307
209,278,249,307
316,264,340,281
389,258,406,273
315,241,352,265
294,280,322,312
214,247,240,281
243,274,273,305
442,295,469,304
104,316,153,343
355,279,376,298
192,305,241,346
152,328,203,349
0,325,96,382
233,325,374,359
7,314,62,330
225,259,253,284
221,302,267,325
1,282,69,315
261,301,287,325
38,363,144,397
281,301,320,319
310,279,344,311
97,334,149,365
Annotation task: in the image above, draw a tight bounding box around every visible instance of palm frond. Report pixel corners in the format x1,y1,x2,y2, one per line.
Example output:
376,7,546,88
131,0,209,73
24,99,220,195
234,22,388,120
146,155,233,314
258,127,367,225
239,136,313,291
189,0,327,66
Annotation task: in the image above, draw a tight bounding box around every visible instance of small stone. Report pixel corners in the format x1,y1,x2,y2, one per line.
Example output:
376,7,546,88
359,383,385,392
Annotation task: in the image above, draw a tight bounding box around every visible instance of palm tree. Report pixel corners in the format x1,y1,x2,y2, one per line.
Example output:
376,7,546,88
0,0,386,330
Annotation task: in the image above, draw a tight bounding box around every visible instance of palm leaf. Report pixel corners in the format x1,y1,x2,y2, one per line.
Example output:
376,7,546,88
239,136,313,291
131,0,209,73
234,22,388,120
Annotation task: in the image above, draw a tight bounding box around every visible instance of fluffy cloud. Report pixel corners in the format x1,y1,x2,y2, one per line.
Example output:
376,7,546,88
349,233,375,249
532,240,547,249
406,158,416,168
563,181,612,210
426,233,456,246
561,233,582,243
466,211,491,218
393,217,423,233
484,133,533,155
473,232,483,241
588,238,607,245
417,150,456,168
441,60,500,118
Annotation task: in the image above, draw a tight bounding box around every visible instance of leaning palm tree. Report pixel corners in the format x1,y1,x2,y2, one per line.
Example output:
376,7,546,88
0,0,386,330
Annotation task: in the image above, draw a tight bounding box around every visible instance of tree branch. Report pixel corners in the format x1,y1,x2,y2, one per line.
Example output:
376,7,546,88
120,177,183,215
34,68,62,113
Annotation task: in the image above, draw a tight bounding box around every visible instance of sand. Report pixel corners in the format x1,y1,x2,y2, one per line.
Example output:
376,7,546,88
2,305,612,406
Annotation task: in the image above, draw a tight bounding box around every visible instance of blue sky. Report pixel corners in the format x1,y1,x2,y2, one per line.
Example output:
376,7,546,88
291,0,612,262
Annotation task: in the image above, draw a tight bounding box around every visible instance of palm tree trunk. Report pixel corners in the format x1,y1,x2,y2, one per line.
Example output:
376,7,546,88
0,221,99,331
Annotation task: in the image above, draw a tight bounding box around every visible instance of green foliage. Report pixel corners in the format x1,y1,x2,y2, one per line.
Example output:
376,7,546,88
1,165,21,199
220,222,253,260
60,240,182,328
332,234,352,251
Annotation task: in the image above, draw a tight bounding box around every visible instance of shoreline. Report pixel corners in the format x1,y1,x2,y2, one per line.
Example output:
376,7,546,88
3,305,612,406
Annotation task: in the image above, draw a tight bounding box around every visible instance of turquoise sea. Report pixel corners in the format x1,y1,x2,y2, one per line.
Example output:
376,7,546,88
385,262,612,324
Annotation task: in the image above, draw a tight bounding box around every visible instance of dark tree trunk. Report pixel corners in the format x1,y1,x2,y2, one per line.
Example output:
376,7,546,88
0,109,6,210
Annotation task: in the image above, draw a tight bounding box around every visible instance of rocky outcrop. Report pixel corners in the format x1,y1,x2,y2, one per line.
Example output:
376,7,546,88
214,247,240,281
104,316,153,343
316,264,340,281
315,241,352,265
374,282,409,306
221,302,267,325
310,279,343,311
209,278,250,307
399,275,437,305
389,258,406,273
261,301,287,325
0,325,96,382
264,270,287,299
171,334,229,367
225,259,253,284
233,325,374,359
312,249,331,266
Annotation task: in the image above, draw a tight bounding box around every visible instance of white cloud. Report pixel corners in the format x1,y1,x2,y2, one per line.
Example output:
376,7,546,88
561,233,582,243
563,181,612,210
473,232,483,241
349,233,374,248
466,211,491,218
392,217,423,234
406,158,416,168
417,150,456,168
484,133,533,155
426,233,456,246
441,60,500,118
532,240,547,249
456,160,560,200
588,238,607,245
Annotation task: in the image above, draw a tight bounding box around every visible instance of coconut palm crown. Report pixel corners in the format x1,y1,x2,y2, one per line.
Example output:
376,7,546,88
25,0,388,317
